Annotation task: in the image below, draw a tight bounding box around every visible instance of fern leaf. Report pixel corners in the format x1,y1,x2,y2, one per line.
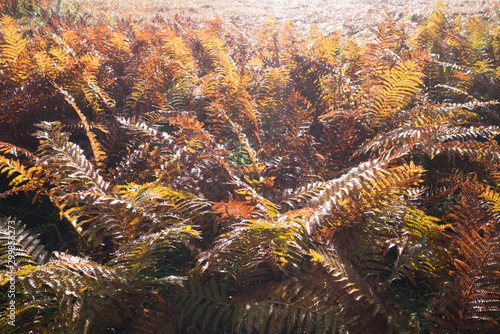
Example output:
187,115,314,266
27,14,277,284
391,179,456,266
0,16,27,64
0,141,38,162
0,216,50,266
5,252,131,333
35,121,111,195
427,181,500,332
197,217,307,280
306,159,425,233
0,155,45,198
111,226,199,274
367,60,423,128
55,85,108,170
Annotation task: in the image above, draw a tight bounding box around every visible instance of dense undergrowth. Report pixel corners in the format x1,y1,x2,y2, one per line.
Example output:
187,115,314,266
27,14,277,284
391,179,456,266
2,3,500,333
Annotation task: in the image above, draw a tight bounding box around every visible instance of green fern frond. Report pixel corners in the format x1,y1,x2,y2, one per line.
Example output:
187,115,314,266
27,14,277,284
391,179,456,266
197,217,307,280
111,225,199,275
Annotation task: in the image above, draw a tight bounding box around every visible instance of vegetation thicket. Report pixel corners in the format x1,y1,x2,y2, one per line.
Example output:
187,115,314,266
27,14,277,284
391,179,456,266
2,2,500,333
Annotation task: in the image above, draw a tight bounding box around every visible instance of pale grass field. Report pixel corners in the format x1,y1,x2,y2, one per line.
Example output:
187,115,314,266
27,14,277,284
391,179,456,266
57,0,500,32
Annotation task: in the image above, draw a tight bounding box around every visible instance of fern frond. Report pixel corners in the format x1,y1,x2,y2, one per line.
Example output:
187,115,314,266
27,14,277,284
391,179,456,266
231,293,343,334
100,119,130,169
427,180,500,332
116,116,175,149
306,159,425,234
0,16,27,64
173,273,372,334
429,140,500,164
83,74,116,112
35,121,111,195
434,124,500,142
111,225,199,275
197,217,307,281
404,101,480,128
0,141,38,162
55,85,108,170
0,155,45,198
367,60,424,128
357,125,438,158
0,216,50,266
118,181,211,222
359,124,500,160
169,277,231,333
280,180,328,211
3,252,132,333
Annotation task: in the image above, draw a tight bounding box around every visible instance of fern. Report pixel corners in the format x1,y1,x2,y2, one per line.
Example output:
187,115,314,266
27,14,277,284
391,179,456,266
306,159,424,233
2,252,131,333
36,121,111,195
0,15,27,64
367,59,424,129
0,216,49,266
2,8,500,334
426,180,500,333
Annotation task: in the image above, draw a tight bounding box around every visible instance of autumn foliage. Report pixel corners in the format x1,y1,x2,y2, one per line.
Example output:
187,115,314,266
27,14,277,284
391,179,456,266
2,5,500,333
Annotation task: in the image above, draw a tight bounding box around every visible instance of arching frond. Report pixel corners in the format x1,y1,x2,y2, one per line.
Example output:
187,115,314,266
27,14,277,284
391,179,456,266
426,181,500,333
0,216,50,266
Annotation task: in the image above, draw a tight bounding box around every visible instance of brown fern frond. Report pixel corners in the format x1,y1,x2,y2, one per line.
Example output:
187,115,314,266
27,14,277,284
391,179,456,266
427,180,500,333
100,119,131,169
320,108,364,166
359,124,500,160
55,85,108,170
429,140,500,164
280,180,328,211
0,141,38,162
357,125,437,159
212,197,260,229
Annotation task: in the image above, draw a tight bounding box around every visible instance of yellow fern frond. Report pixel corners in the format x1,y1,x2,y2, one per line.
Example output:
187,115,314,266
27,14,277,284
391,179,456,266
369,60,424,128
0,15,27,64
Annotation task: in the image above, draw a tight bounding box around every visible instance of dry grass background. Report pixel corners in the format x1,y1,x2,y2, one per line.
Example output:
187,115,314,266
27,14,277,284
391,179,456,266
61,0,500,32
